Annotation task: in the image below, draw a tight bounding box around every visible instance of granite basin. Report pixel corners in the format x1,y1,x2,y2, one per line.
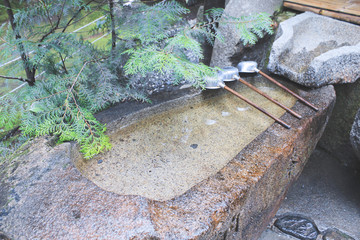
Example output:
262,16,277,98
0,76,335,239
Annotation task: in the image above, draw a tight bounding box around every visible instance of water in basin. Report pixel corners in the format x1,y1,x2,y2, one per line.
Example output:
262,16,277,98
75,79,297,201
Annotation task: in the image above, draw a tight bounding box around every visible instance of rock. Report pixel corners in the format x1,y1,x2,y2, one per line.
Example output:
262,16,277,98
0,84,335,239
268,12,360,87
0,232,10,240
259,229,299,240
274,214,319,240
319,80,360,168
210,0,283,68
183,0,202,6
0,137,77,238
323,228,355,240
190,143,198,149
350,108,360,161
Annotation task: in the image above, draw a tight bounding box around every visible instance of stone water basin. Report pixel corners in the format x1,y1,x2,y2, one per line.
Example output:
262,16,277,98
75,78,297,201
0,75,336,239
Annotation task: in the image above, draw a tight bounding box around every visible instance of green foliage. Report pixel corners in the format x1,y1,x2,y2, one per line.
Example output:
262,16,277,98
123,45,216,88
1,57,146,158
13,0,88,38
196,8,274,45
0,1,25,24
121,1,273,88
0,134,30,163
232,13,274,45
0,0,274,160
119,1,189,44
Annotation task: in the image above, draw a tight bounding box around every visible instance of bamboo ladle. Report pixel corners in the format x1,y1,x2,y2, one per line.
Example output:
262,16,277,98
204,73,291,129
218,67,302,119
236,61,319,111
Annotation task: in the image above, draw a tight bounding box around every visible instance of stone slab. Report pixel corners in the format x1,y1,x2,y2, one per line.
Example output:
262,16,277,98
0,83,335,239
268,12,360,87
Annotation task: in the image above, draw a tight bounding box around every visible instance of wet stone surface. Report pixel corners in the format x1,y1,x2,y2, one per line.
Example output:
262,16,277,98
274,214,319,240
75,78,297,201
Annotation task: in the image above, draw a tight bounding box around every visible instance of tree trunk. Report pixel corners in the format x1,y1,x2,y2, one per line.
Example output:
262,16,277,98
3,0,36,86
108,0,116,51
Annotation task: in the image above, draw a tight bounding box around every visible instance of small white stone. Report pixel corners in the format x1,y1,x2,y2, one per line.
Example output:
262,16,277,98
237,107,250,112
205,119,217,125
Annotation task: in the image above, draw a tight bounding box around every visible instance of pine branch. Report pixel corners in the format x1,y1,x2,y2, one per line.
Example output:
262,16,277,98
59,52,68,74
3,0,36,85
0,74,30,83
0,126,20,142
39,0,54,27
38,3,63,43
61,0,94,33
